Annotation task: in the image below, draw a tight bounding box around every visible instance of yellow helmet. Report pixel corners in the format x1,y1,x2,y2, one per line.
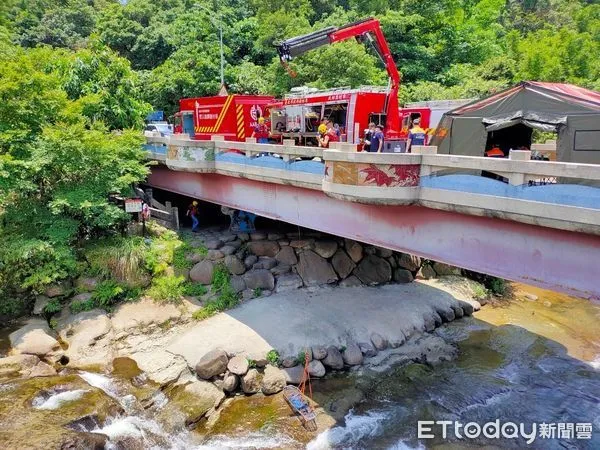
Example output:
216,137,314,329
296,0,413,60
192,201,198,206
258,117,265,124
318,124,327,134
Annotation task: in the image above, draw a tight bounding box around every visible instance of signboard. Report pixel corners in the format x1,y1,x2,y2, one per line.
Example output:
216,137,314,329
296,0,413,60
125,198,143,213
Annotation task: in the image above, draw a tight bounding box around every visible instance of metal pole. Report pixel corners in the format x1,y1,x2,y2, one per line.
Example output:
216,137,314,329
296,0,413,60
219,25,224,86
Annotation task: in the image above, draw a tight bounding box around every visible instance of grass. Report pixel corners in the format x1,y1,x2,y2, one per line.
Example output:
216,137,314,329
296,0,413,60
70,280,140,314
253,288,262,298
182,282,208,297
85,236,148,287
192,263,240,320
147,275,185,304
471,283,488,300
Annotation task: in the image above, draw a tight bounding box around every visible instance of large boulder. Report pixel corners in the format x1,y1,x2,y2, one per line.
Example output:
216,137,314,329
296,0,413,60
354,255,392,285
206,250,224,261
246,241,280,257
244,255,258,269
204,238,224,250
296,250,338,286
289,239,314,249
30,361,57,377
375,247,393,258
322,346,344,370
339,275,362,288
393,268,414,284
224,255,246,275
172,380,225,426
433,262,462,276
0,354,39,379
342,343,363,366
275,274,303,293
370,332,388,351
314,240,338,259
32,296,51,315
195,349,229,379
358,342,377,357
110,298,182,334
250,232,267,241
311,346,327,360
282,365,304,385
331,249,356,279
44,282,69,298
241,368,261,394
9,319,60,356
227,355,249,376
243,270,275,290
220,245,237,256
252,257,277,270
418,265,437,279
222,372,239,392
230,275,246,294
190,260,215,284
344,239,363,263
58,310,114,369
271,263,291,276
308,360,326,377
261,365,286,394
397,253,422,272
275,246,298,265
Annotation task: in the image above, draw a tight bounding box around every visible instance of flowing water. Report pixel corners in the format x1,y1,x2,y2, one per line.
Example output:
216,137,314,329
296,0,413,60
1,283,599,449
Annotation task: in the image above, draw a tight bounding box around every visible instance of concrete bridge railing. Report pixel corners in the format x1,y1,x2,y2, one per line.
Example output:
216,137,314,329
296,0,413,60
144,135,600,235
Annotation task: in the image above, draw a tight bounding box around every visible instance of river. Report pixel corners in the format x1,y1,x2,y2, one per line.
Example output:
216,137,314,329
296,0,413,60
1,282,598,449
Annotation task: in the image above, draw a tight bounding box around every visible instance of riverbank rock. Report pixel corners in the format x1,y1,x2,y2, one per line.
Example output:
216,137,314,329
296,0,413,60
251,232,267,241
271,263,291,276
342,343,363,366
220,245,237,256
358,342,377,357
227,355,249,376
230,276,246,294
354,255,392,285
339,275,361,287
206,250,224,261
241,368,261,394
45,282,69,298
247,241,280,257
30,361,57,377
205,238,224,250
432,262,461,276
275,246,297,265
261,365,286,394
418,265,437,279
331,249,356,279
222,373,239,392
344,240,363,263
275,274,303,293
33,296,51,315
296,250,338,286
312,346,327,360
282,365,304,384
195,349,229,379
322,346,344,370
252,257,277,270
370,332,388,351
393,268,414,284
308,360,326,377
314,241,338,259
173,380,225,427
9,319,60,356
190,260,215,285
111,298,181,333
0,354,39,379
244,255,258,268
397,253,421,272
59,309,113,369
224,255,245,275
243,270,275,290
290,239,314,249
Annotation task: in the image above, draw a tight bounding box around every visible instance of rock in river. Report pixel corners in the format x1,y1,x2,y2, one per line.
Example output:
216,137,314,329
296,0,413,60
261,365,286,394
195,349,229,379
322,346,344,370
227,355,249,376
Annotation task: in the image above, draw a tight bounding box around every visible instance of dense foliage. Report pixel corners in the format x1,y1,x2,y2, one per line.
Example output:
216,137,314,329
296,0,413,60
3,0,597,117
0,0,598,314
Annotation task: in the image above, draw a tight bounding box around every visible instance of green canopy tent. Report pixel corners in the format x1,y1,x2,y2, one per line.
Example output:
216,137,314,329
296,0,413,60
430,81,600,164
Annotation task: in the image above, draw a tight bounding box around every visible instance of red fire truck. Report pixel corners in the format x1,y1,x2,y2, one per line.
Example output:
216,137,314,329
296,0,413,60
173,94,275,141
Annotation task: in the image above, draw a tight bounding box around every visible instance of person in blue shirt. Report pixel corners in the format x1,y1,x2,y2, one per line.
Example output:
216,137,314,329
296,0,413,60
407,117,427,152
370,124,384,153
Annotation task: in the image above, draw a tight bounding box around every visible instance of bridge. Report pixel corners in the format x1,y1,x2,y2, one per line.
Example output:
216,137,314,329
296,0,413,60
144,135,600,300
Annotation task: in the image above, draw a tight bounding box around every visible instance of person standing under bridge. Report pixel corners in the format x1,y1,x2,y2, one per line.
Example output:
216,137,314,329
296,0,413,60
187,200,200,233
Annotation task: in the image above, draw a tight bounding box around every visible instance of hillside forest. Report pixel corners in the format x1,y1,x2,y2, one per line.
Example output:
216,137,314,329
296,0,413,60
0,0,598,316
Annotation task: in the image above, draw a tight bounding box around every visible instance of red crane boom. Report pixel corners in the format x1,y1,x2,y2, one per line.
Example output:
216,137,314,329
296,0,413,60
275,18,402,136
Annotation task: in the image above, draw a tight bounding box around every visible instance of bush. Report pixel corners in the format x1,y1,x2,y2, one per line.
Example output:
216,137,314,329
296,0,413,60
266,349,281,367
43,298,62,315
85,237,149,287
147,275,185,304
91,280,137,309
182,282,207,297
192,264,239,320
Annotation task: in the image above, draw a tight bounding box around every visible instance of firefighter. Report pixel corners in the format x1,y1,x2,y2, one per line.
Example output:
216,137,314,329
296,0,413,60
317,124,331,148
406,117,426,152
325,120,340,144
370,124,384,153
252,117,270,144
187,200,200,232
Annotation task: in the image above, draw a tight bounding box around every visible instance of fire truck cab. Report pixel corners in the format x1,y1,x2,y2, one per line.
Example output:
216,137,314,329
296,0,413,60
173,94,275,141
268,86,389,147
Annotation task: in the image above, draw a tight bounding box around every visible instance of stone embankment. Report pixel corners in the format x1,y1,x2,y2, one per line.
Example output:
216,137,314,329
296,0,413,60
1,226,484,428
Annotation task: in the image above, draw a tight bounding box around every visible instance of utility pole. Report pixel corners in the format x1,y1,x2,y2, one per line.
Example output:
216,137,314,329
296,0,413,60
194,3,224,88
